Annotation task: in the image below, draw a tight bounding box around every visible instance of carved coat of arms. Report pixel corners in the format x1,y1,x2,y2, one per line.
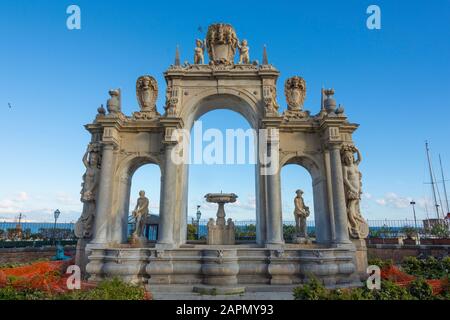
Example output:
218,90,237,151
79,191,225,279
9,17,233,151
285,76,306,111
136,75,158,112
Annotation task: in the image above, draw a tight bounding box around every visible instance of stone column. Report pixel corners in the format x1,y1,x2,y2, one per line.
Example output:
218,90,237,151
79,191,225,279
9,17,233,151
266,170,284,245
329,143,352,245
157,143,176,248
92,143,116,244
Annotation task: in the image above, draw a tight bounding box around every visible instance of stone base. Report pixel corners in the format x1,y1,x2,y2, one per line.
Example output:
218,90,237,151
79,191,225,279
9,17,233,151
86,245,362,289
293,237,312,244
207,225,235,245
351,239,368,281
131,235,148,247
75,238,91,278
193,285,246,295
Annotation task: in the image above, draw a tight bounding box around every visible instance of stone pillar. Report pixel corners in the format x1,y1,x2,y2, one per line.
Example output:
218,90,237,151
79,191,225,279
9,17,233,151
110,171,131,244
157,143,176,248
329,143,352,245
266,168,284,245
92,143,116,244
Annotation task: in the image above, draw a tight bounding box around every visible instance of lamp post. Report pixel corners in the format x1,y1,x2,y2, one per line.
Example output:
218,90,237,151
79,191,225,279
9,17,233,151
410,201,420,244
53,209,61,245
196,205,201,240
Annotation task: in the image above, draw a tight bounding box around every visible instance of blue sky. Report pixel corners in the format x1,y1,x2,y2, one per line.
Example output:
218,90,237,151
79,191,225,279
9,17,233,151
0,0,449,223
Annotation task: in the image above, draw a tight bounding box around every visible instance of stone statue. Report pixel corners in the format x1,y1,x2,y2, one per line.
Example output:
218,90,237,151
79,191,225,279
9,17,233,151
132,190,149,240
341,145,369,239
164,85,179,116
263,79,279,115
75,144,100,239
293,189,310,239
285,76,306,111
136,75,158,112
106,89,121,114
194,39,206,64
237,39,250,64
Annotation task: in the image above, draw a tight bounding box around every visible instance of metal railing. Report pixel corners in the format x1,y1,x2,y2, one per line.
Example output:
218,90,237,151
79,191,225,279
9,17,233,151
2,218,447,248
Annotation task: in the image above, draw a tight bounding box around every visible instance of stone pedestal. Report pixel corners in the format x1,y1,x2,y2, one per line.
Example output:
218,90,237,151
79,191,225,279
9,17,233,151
351,239,368,281
131,235,148,247
207,220,235,245
201,249,239,286
293,236,312,244
75,238,91,278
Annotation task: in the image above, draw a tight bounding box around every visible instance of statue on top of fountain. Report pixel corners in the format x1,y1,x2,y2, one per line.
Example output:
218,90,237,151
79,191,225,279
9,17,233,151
237,39,250,64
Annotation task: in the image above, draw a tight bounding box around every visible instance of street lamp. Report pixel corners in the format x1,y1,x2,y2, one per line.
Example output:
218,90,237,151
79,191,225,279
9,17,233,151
410,201,420,244
196,205,202,240
53,209,61,245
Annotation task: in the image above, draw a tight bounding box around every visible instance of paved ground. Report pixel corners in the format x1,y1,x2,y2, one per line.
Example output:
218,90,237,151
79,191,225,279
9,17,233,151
152,292,294,300
149,285,296,300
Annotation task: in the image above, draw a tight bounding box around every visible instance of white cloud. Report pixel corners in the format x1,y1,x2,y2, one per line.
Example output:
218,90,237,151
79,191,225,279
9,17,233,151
363,192,372,200
15,191,29,201
373,192,434,214
0,191,82,222
374,192,411,209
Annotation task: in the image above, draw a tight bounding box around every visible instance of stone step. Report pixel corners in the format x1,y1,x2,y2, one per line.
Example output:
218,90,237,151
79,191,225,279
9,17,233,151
150,292,294,300
147,284,297,294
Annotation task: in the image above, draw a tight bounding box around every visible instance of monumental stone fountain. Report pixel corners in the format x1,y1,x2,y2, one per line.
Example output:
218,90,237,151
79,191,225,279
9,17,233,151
76,23,370,294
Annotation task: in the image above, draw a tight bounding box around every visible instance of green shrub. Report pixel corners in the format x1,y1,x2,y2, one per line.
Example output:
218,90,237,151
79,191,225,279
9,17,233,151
430,223,449,238
372,280,412,300
408,278,434,300
59,278,146,300
293,277,328,300
187,224,197,240
401,226,417,239
368,258,393,269
0,286,51,300
402,256,449,279
327,287,374,300
283,225,297,241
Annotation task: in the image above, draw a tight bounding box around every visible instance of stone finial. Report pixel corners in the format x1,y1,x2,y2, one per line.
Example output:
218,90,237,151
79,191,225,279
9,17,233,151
106,89,121,114
323,88,336,113
262,45,268,65
97,104,106,115
335,104,345,115
174,45,180,66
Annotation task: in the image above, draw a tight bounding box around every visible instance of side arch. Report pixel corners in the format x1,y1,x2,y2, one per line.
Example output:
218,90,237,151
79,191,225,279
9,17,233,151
280,153,332,244
110,154,162,243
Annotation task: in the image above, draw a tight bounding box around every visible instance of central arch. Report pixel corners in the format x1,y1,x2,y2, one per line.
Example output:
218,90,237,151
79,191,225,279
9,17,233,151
181,89,261,131
177,90,266,245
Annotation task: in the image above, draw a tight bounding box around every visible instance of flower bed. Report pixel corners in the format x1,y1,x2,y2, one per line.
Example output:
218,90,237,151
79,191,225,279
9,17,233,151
0,259,150,300
294,257,449,300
